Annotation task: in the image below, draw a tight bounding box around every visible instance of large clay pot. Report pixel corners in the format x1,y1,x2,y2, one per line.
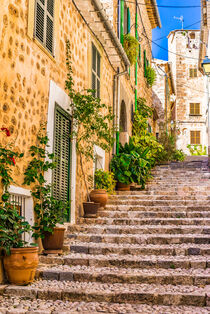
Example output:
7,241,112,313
42,227,65,251
83,202,100,218
90,189,108,208
117,182,131,191
3,247,39,285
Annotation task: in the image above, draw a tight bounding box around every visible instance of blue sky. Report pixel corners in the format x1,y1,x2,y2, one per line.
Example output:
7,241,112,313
152,0,201,60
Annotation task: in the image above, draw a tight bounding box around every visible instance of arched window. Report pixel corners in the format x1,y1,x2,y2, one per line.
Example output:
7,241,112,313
120,100,127,132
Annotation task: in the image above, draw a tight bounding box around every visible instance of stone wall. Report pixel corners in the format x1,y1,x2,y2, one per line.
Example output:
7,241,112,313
168,30,208,154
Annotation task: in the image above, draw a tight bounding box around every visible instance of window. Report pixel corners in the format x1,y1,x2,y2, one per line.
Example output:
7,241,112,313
190,131,200,144
144,50,147,76
189,68,197,78
92,44,101,98
35,0,54,55
190,32,195,39
53,105,71,209
190,103,200,115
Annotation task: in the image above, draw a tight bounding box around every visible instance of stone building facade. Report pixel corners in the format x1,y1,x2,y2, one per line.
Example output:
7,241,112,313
152,59,176,138
168,30,208,155
0,0,160,282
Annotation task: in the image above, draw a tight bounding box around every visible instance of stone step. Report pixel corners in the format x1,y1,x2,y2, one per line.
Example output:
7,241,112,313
107,200,210,206
68,224,210,235
67,232,210,245
40,253,209,270
109,195,210,200
96,211,210,219
0,296,209,314
68,242,210,256
116,190,209,195
77,217,210,226
2,281,209,307
37,265,210,286
104,205,210,212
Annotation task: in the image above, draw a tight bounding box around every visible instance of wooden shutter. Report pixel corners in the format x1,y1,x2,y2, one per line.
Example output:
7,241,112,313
144,50,147,76
189,68,197,78
127,7,131,33
35,0,54,54
92,44,101,98
190,131,200,144
53,106,71,203
138,44,141,61
190,103,200,115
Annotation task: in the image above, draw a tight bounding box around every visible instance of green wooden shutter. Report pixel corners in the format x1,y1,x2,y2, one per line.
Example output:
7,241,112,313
92,44,100,98
53,106,71,205
127,7,131,33
120,0,124,44
144,50,147,76
138,44,141,61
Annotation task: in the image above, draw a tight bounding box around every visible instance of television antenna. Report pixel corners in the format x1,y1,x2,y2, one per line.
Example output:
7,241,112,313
174,16,184,29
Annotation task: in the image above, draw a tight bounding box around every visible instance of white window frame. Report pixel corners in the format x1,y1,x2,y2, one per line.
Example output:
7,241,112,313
93,145,105,177
8,185,34,244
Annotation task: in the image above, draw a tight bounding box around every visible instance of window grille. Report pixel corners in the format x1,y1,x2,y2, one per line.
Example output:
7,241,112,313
35,0,54,55
92,44,101,98
9,194,27,241
190,103,200,115
190,131,201,144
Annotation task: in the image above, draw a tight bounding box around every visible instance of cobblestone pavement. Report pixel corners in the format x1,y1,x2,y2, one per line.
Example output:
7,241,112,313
0,158,210,313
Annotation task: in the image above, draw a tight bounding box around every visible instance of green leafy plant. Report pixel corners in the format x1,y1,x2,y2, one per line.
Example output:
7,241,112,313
145,66,156,87
0,128,32,255
187,144,207,156
24,125,69,239
157,132,185,162
110,153,134,185
94,170,116,195
65,40,114,200
123,34,139,65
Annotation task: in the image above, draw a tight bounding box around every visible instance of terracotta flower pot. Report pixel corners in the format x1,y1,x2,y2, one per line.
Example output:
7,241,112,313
42,227,65,251
83,202,100,218
117,182,131,191
3,247,39,285
90,189,108,208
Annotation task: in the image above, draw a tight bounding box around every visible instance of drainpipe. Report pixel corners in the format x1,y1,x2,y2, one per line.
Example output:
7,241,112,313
135,0,138,111
114,67,128,155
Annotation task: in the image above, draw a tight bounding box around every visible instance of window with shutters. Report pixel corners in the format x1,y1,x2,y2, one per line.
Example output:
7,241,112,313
189,68,197,78
190,131,201,144
144,50,147,76
35,0,54,55
53,105,71,218
92,44,101,98
190,103,200,115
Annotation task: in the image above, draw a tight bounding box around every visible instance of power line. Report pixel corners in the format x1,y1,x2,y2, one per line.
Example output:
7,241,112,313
124,0,201,8
153,20,202,42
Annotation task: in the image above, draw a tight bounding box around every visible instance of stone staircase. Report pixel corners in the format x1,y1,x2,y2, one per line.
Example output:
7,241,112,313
0,157,210,313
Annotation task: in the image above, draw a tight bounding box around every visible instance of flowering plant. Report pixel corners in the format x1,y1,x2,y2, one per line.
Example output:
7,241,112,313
0,128,32,255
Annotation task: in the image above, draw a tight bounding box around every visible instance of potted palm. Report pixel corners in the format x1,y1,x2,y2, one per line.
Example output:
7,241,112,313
24,126,69,254
65,40,115,217
0,127,38,285
90,170,116,208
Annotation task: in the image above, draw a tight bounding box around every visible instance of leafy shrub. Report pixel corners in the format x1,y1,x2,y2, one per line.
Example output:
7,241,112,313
157,132,185,162
145,66,156,87
123,34,139,65
94,170,116,194
187,144,207,156
110,153,134,185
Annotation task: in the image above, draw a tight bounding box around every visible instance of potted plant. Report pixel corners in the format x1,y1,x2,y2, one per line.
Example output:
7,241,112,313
24,126,69,254
90,170,116,208
145,65,156,87
65,40,115,217
123,34,139,65
0,127,39,285
110,153,134,191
